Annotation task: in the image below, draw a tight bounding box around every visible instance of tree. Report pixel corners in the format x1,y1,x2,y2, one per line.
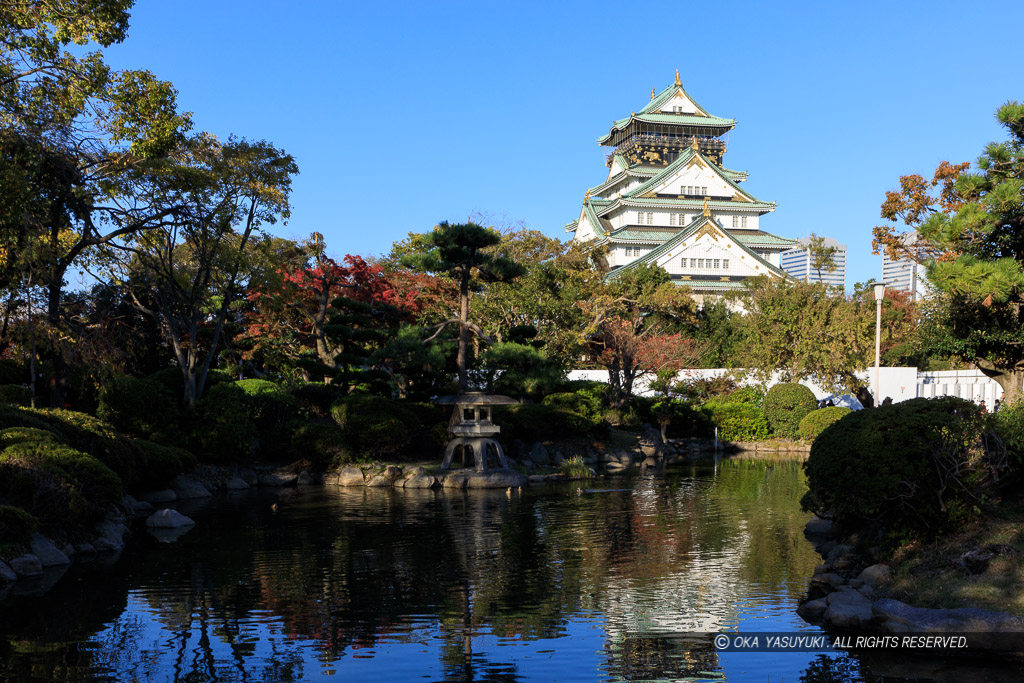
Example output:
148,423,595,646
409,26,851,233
579,264,697,408
738,277,875,404
806,233,838,284
399,222,524,393
873,102,1024,401
106,135,297,407
0,1,191,406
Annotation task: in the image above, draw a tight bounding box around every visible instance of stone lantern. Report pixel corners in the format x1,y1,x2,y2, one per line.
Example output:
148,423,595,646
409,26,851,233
434,392,518,471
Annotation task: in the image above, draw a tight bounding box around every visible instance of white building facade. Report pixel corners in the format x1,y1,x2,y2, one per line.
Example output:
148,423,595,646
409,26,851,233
780,237,847,289
566,71,797,301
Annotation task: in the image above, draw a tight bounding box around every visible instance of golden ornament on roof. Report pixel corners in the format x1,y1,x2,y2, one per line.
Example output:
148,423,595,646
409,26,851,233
702,198,711,217
675,68,681,86
651,87,655,100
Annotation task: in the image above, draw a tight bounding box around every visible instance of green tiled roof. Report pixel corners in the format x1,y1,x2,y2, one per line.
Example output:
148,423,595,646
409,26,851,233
606,215,789,282
732,230,799,248
640,81,718,118
564,220,578,233
609,196,777,212
607,228,674,242
619,146,767,205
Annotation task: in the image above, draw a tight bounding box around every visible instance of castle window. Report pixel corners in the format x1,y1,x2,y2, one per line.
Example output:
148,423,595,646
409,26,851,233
670,213,676,226
647,212,653,224
732,216,738,228
698,259,705,268
701,186,707,195
741,216,748,228
686,185,693,195
714,259,720,269
723,259,730,269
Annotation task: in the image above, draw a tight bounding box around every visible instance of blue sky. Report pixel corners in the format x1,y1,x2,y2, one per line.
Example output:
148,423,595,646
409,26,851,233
103,0,1024,290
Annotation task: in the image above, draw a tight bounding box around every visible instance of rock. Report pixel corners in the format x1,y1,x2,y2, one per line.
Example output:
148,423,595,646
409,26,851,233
28,533,70,567
322,472,340,486
797,598,828,620
146,509,196,528
365,473,391,487
802,518,835,544
442,473,468,489
225,476,250,490
0,561,16,583
825,587,874,629
92,537,121,553
75,543,96,555
139,489,176,504
642,457,659,468
337,466,366,487
528,474,548,483
171,475,212,499
237,467,259,486
552,451,564,464
465,469,527,489
858,563,891,587
403,474,438,489
825,544,854,564
530,443,550,466
812,563,831,575
849,578,864,589
382,465,403,483
95,520,129,550
297,471,316,485
600,452,618,463
810,572,847,589
605,461,628,472
873,598,1024,634
259,471,297,486
129,498,154,515
8,555,43,577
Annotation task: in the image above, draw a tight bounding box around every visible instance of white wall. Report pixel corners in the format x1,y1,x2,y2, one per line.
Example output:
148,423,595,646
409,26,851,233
567,366,1003,409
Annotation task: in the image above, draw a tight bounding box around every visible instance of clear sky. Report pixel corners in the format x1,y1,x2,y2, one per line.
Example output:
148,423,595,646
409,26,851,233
102,0,1024,290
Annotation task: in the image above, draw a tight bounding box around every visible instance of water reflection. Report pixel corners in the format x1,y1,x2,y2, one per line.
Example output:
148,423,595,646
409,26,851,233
0,459,876,682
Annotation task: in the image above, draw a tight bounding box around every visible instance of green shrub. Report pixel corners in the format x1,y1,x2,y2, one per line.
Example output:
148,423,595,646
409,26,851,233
287,422,351,467
0,427,62,448
26,408,138,488
703,401,771,441
402,402,445,430
0,505,38,544
129,439,196,490
710,386,764,407
543,392,595,417
992,399,1024,473
802,397,1002,537
0,440,122,525
330,395,417,456
0,360,26,386
236,379,303,454
97,374,178,439
0,404,61,434
666,400,714,438
188,383,256,463
494,403,598,442
798,406,852,441
558,454,591,479
146,367,233,403
285,382,344,418
763,383,818,438
0,384,31,406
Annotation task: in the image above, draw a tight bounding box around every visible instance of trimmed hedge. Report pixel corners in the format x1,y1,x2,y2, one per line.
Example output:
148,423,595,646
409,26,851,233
287,422,350,467
25,408,138,488
188,383,256,462
0,384,31,406
763,383,817,439
493,403,599,442
798,406,852,441
0,440,122,526
331,395,417,456
129,439,197,490
285,382,344,418
802,397,1001,536
542,386,607,421
0,504,38,545
97,374,178,440
236,379,302,454
704,401,771,441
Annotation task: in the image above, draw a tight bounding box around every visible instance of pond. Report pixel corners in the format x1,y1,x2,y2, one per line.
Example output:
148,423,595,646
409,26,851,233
0,459,943,681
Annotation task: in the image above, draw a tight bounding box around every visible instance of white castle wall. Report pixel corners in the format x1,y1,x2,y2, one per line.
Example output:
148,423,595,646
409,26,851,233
568,366,1004,409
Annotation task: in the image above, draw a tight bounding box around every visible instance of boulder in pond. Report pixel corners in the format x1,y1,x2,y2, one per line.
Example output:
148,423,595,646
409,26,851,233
146,509,196,528
297,471,316,485
259,471,297,487
171,475,212,499
824,587,873,629
28,533,69,567
873,598,1024,633
337,466,366,487
8,554,42,577
797,598,828,621
464,469,527,489
225,476,249,490
0,560,16,584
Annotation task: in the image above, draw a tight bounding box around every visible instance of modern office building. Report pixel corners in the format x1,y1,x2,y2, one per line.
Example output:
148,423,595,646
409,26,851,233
565,71,797,302
780,236,847,289
881,232,932,300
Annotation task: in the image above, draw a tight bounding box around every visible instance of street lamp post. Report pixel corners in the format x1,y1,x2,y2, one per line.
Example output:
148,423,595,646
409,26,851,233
872,281,887,406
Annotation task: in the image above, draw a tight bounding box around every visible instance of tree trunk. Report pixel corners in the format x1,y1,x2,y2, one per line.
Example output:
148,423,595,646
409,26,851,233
46,278,68,408
977,362,1024,405
456,272,470,393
